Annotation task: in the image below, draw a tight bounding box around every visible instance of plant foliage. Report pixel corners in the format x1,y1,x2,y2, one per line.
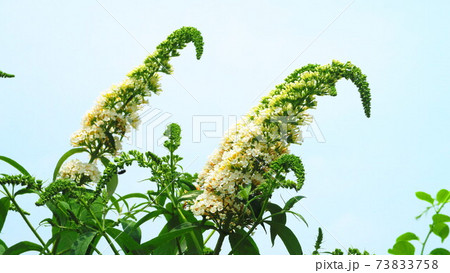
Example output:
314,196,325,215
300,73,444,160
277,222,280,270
0,26,379,255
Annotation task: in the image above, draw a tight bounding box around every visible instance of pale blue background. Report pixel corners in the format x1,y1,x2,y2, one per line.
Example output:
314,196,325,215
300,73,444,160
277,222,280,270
1,0,449,254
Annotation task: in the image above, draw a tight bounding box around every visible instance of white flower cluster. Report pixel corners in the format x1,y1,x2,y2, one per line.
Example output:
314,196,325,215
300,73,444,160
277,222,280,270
70,75,160,157
63,27,206,192
66,67,160,186
59,159,101,185
191,111,312,229
191,69,335,229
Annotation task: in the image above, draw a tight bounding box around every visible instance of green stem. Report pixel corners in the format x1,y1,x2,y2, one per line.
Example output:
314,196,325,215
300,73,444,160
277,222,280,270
169,150,175,196
204,230,216,245
103,232,120,255
421,192,450,255
176,238,183,254
420,230,433,255
93,246,102,255
88,93,139,163
228,222,259,255
1,184,50,254
262,211,285,222
229,192,271,255
80,198,120,255
50,201,68,254
213,232,227,255
176,207,203,254
89,240,103,255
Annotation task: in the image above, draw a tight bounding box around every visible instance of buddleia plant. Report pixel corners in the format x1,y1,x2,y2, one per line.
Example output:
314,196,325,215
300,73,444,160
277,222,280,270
0,26,375,255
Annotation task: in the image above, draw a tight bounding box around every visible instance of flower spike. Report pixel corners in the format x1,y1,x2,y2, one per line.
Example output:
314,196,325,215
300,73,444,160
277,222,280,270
191,60,371,230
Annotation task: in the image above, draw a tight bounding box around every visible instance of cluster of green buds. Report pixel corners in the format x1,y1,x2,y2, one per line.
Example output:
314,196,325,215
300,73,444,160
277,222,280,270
0,70,14,78
0,174,42,191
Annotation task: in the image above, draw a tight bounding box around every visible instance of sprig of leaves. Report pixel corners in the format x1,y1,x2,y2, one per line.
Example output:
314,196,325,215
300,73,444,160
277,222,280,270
389,189,450,255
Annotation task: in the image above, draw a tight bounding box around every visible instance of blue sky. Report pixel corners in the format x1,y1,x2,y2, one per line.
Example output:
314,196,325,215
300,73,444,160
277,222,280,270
1,1,449,254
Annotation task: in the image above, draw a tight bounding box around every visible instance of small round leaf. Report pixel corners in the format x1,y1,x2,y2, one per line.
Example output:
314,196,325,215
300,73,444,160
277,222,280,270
388,241,415,255
416,192,434,204
436,189,450,204
396,232,419,242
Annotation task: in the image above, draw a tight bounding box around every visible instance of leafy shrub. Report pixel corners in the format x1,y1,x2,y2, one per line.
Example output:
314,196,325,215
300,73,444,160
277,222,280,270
0,26,372,255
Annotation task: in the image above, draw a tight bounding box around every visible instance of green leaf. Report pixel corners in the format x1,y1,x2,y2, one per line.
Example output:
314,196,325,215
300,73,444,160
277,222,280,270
416,191,434,204
238,184,251,200
46,201,70,228
436,189,450,204
107,174,119,196
178,209,204,255
3,241,43,255
52,148,87,181
53,230,79,254
85,234,101,255
268,222,303,255
265,202,286,246
13,188,36,197
106,227,142,255
69,232,97,255
83,207,105,229
286,211,309,227
433,214,450,224
109,195,121,214
135,209,165,228
229,229,260,255
0,197,10,232
283,195,305,211
138,222,197,253
396,232,419,242
152,217,180,255
0,155,30,176
155,192,168,207
429,248,450,255
388,241,415,255
432,223,449,243
115,193,149,202
177,190,202,202
0,239,7,255
266,203,286,225
120,220,142,244
100,157,119,196
179,179,197,191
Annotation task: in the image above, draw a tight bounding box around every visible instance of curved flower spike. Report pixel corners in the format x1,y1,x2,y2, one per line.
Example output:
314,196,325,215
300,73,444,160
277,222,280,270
35,179,80,206
267,154,305,191
191,60,371,230
70,27,203,160
0,174,42,190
